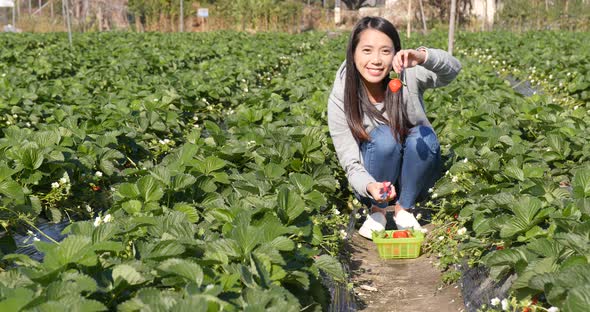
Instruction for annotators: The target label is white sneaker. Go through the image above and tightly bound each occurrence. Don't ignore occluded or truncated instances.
[394,209,422,230]
[358,212,387,239]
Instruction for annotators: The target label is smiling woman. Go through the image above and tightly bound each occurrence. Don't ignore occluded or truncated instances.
[327,16,462,240]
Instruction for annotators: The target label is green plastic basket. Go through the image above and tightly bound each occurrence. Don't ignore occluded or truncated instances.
[372,230,425,259]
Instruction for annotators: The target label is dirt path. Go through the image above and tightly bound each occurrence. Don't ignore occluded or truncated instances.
[345,217,465,312]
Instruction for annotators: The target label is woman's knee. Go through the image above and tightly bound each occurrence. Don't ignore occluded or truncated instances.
[365,125,401,156]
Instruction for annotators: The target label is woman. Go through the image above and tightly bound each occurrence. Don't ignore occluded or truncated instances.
[327,16,461,239]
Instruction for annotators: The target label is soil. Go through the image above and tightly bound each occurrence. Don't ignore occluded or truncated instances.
[345,215,465,312]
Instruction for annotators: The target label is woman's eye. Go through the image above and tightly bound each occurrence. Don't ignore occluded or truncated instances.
[363,49,371,54]
[382,50,391,55]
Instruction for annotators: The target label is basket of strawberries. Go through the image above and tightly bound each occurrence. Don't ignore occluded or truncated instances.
[372,229,425,259]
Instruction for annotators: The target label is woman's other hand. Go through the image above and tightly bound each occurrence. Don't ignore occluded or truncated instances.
[392,49,427,74]
[367,181,396,203]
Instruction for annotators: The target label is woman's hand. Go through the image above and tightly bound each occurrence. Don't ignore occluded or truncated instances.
[367,181,396,203]
[392,49,427,74]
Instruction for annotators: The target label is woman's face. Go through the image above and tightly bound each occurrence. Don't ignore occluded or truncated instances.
[354,28,394,89]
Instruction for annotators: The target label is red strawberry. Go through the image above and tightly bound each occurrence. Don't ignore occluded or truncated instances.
[388,78,402,93]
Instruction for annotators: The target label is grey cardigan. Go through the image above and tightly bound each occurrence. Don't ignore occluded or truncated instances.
[327,47,462,198]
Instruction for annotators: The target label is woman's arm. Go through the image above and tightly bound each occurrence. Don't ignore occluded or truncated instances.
[413,47,462,91]
[327,62,376,198]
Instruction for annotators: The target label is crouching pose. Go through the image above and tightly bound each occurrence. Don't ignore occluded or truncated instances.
[327,16,461,239]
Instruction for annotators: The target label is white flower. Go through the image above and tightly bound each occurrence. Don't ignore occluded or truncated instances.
[428,187,434,193]
[59,177,68,184]
[567,72,571,76]
[85,205,92,213]
[501,298,509,311]
[93,216,102,227]
[95,171,103,177]
[51,182,60,189]
[355,213,361,219]
[25,122,31,127]
[438,236,444,241]
[333,209,341,215]
[432,193,438,198]
[490,297,500,306]
[549,74,553,79]
[5,121,10,125]
[416,213,422,220]
[154,98,159,102]
[163,139,170,144]
[457,227,467,235]
[1,73,5,77]
[452,176,458,183]
[574,105,578,110]
[547,307,559,312]
[27,230,35,236]
[158,139,166,145]
[12,114,17,118]
[103,214,113,223]
[352,198,360,206]
[33,237,40,242]
[463,158,468,163]
[340,229,347,239]
[207,105,213,110]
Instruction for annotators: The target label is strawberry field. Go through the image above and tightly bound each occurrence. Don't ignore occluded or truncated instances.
[0,30,589,311]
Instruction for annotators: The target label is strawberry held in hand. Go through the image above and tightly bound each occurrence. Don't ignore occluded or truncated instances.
[388,78,402,93]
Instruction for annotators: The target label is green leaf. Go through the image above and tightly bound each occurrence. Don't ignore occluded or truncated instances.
[0,166,16,182]
[483,249,527,268]
[158,258,203,286]
[150,166,172,186]
[172,174,196,191]
[194,156,226,175]
[143,241,185,260]
[117,183,140,199]
[289,173,314,193]
[564,285,590,312]
[122,200,143,215]
[112,264,145,286]
[92,223,118,243]
[173,202,199,223]
[136,176,164,203]
[269,236,295,251]
[314,255,345,282]
[277,186,305,223]
[264,163,286,180]
[0,287,35,311]
[0,179,24,199]
[2,253,39,268]
[42,235,95,270]
[573,168,590,198]
[500,196,544,238]
[20,147,44,170]
[230,212,261,255]
[504,163,524,181]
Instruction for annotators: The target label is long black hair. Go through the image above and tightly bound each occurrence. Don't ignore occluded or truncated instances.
[344,16,413,143]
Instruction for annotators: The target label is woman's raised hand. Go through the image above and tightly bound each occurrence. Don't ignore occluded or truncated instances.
[392,49,427,74]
